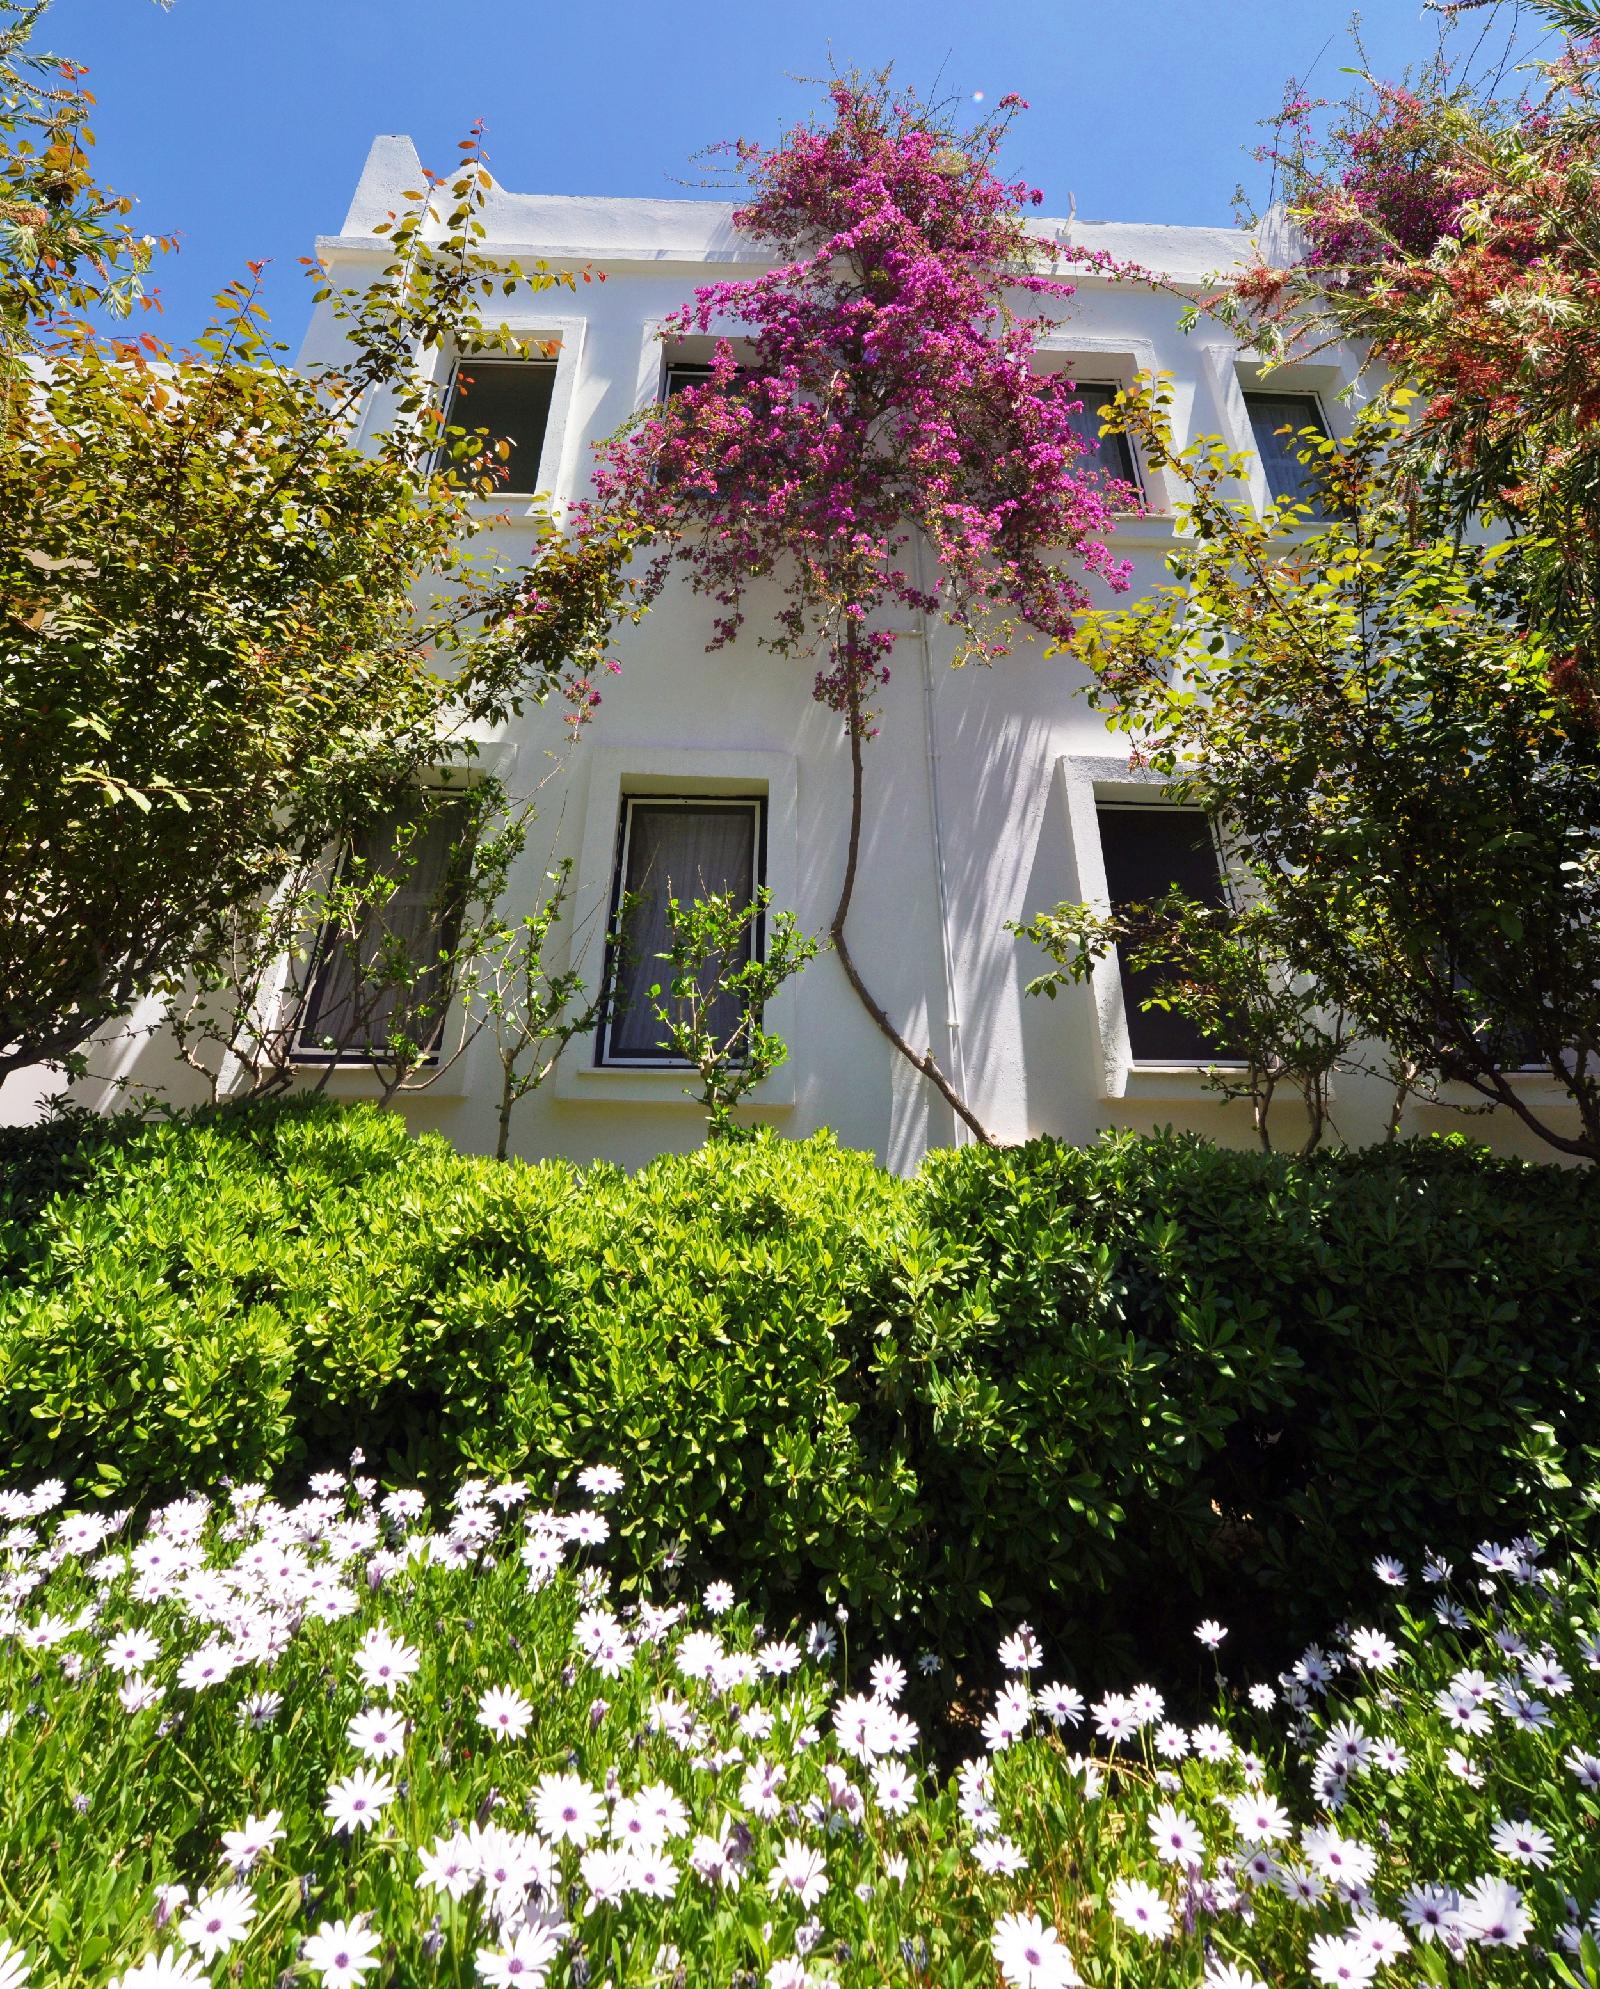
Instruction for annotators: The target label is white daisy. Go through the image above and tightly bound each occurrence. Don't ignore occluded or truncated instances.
[323,1770,394,1835]
[301,1918,384,1989]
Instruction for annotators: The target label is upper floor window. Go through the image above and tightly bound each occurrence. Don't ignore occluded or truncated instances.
[1243,390,1329,518]
[1096,802,1233,1064]
[441,356,557,493]
[663,360,716,400]
[1063,382,1140,494]
[299,793,472,1061]
[598,796,764,1065]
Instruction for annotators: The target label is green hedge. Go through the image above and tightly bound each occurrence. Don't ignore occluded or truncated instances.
[2,1098,1597,1673]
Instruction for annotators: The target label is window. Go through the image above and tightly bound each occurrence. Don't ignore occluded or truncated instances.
[598,797,764,1065]
[441,356,557,492]
[1243,391,1329,516]
[1096,803,1232,1063]
[1063,382,1140,492]
[663,360,716,400]
[1442,965,1545,1076]
[656,359,756,497]
[299,794,472,1060]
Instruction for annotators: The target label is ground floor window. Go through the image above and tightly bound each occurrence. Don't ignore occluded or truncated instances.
[597,796,764,1066]
[298,793,473,1061]
[1095,801,1231,1064]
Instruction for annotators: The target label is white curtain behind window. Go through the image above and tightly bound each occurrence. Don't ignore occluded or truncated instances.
[302,797,468,1055]
[1244,393,1327,515]
[607,803,757,1060]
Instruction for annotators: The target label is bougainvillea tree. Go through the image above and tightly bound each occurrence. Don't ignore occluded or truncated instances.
[575,77,1134,1140]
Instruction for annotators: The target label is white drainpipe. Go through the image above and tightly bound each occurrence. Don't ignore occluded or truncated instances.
[910,535,970,1146]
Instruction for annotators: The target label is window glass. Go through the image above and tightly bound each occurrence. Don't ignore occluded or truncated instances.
[1095,803,1231,1063]
[442,357,557,492]
[601,800,762,1063]
[1063,382,1139,492]
[1445,965,1545,1074]
[300,795,471,1058]
[1243,391,1329,516]
[663,361,716,399]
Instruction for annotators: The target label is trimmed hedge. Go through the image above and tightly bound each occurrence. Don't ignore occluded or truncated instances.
[2,1098,1597,1674]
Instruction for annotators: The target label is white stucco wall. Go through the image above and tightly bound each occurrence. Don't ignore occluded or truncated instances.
[43,136,1583,1170]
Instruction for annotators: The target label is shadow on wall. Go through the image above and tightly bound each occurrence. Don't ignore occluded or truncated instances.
[932,636,1097,1144]
[776,662,964,1171]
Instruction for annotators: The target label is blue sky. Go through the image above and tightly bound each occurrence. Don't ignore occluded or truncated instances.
[47,0,1546,344]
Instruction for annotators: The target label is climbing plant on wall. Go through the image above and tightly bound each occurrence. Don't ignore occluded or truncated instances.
[574,76,1134,1142]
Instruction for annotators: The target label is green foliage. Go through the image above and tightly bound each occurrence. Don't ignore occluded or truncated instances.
[914,1131,1600,1661]
[0,1,166,366]
[2,1100,1599,1675]
[1064,378,1600,1160]
[645,889,820,1139]
[1012,891,1353,1154]
[0,3,643,1087]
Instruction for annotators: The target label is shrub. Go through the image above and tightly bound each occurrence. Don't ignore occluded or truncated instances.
[0,1461,1595,1988]
[910,1135,1600,1655]
[1,1099,1598,1672]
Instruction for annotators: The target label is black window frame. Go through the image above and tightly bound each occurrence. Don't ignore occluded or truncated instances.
[595,794,768,1069]
[662,359,718,401]
[295,792,476,1066]
[438,352,559,496]
[1242,388,1332,519]
[1094,800,1244,1067]
[1062,379,1143,499]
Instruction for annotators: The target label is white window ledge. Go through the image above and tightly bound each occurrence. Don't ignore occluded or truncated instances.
[1118,1062,1250,1103]
[1107,511,1179,547]
[1429,1071,1583,1115]
[290,1053,476,1102]
[562,1060,796,1111]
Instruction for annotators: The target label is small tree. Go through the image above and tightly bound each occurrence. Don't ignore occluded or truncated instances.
[476,859,613,1163]
[576,76,1134,1142]
[645,889,818,1141]
[0,2,639,1088]
[1013,891,1354,1154]
[1039,2,1600,1161]
[1060,378,1600,1159]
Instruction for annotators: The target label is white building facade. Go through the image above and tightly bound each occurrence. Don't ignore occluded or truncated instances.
[67,136,1581,1170]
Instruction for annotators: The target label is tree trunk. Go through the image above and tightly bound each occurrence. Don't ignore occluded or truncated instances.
[494,1059,515,1162]
[831,671,994,1146]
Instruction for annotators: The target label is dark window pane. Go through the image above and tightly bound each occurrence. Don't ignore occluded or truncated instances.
[1096,805,1230,1063]
[664,362,716,399]
[603,802,761,1063]
[1445,964,1545,1073]
[1063,382,1139,491]
[1244,391,1328,516]
[302,796,471,1057]
[1487,1022,1546,1073]
[443,358,556,492]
